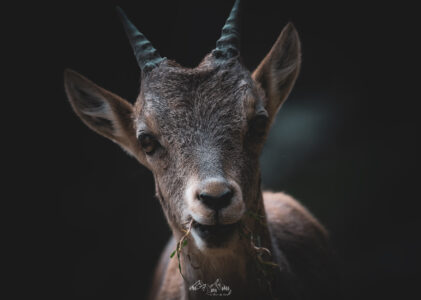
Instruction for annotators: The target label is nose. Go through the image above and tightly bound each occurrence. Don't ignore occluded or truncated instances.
[197,179,234,211]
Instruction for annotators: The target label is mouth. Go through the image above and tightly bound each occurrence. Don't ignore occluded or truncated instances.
[192,220,239,248]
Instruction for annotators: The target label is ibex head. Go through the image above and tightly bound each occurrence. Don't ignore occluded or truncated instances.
[64,0,301,250]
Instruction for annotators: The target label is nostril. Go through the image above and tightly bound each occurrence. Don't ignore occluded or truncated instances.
[198,189,233,211]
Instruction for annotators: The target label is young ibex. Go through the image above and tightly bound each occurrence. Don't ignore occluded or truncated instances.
[64,1,339,299]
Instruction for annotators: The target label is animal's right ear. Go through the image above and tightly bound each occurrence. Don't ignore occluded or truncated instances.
[64,69,142,160]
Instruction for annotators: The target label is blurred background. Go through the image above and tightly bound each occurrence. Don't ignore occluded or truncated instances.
[13,0,419,299]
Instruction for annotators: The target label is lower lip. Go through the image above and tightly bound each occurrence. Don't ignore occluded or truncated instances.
[192,221,239,247]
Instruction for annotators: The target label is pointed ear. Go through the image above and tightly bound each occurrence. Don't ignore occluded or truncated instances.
[64,69,140,158]
[252,23,301,121]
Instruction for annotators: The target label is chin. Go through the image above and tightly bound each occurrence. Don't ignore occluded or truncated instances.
[190,220,240,250]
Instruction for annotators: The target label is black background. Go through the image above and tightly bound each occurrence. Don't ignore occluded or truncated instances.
[11,0,420,299]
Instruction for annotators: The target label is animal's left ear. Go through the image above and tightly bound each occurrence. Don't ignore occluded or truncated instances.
[252,23,301,121]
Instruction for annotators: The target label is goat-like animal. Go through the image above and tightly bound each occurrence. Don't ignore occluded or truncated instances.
[64,1,340,299]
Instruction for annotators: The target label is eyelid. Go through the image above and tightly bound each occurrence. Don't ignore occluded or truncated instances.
[255,107,269,118]
[137,130,148,138]
[137,129,156,139]
[136,121,153,137]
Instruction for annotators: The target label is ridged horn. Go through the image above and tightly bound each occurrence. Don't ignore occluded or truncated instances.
[116,7,165,73]
[212,0,241,60]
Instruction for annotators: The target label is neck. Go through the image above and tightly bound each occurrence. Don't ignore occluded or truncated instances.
[177,188,278,300]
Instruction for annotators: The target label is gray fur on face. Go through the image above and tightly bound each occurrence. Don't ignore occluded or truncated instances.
[133,56,268,229]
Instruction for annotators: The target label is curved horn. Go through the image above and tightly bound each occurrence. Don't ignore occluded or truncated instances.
[116,7,165,73]
[212,0,241,60]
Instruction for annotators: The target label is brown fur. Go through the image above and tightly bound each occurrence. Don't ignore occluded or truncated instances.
[64,14,339,300]
[149,192,338,300]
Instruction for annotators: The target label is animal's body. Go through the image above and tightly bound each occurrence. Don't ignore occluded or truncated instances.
[64,1,340,299]
[149,192,337,300]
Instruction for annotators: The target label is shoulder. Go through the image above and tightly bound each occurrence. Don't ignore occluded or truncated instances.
[263,191,341,299]
[263,191,329,251]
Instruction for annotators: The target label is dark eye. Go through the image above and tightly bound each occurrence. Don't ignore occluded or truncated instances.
[248,114,268,138]
[138,133,159,155]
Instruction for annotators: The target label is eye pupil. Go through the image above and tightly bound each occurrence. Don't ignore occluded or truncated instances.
[254,115,267,127]
[139,133,158,155]
[248,114,268,138]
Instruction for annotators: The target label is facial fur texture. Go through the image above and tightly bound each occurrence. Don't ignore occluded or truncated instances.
[132,56,268,233]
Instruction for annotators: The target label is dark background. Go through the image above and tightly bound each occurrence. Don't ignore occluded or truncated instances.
[12,0,420,299]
